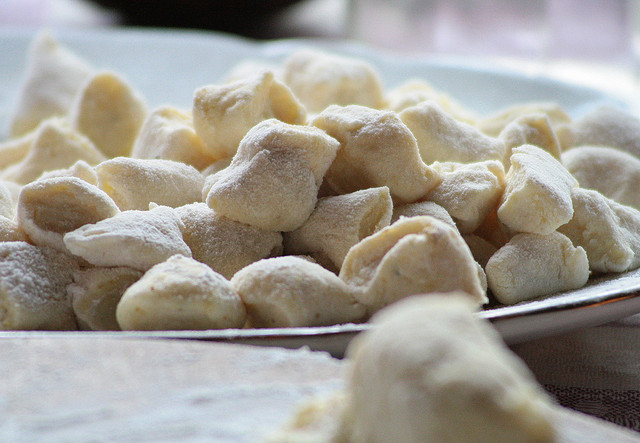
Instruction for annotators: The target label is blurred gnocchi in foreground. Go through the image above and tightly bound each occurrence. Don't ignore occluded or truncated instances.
[2,31,640,332]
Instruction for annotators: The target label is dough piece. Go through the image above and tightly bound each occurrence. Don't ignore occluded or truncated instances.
[283,49,385,113]
[340,216,487,315]
[0,216,28,242]
[283,187,393,272]
[116,255,246,331]
[427,160,505,233]
[63,205,191,271]
[175,202,283,279]
[311,105,439,203]
[463,234,498,269]
[9,31,94,137]
[391,200,458,231]
[498,145,577,235]
[17,176,120,252]
[131,105,216,171]
[486,232,589,305]
[0,241,79,330]
[193,70,306,159]
[0,131,34,170]
[399,101,506,165]
[558,188,640,273]
[231,256,366,328]
[2,117,106,185]
[498,112,562,166]
[385,79,476,124]
[0,181,16,219]
[37,159,99,185]
[478,102,571,138]
[68,266,142,331]
[557,106,640,157]
[562,146,640,211]
[338,294,556,443]
[70,71,147,158]
[206,119,339,231]
[96,157,204,211]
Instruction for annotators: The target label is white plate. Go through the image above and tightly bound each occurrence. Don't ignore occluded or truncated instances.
[0,27,638,357]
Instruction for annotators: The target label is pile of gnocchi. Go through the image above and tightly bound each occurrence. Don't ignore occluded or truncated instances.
[2,31,640,332]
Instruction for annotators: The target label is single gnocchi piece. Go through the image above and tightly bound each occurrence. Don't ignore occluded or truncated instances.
[193,70,306,159]
[206,119,339,232]
[95,157,204,211]
[231,256,366,328]
[558,188,640,274]
[498,112,562,166]
[0,241,79,330]
[562,146,640,211]
[391,200,458,231]
[557,106,640,158]
[0,131,34,170]
[0,216,28,242]
[340,216,487,316]
[336,294,557,443]
[427,160,505,234]
[385,79,476,124]
[131,105,216,171]
[116,255,246,331]
[486,231,589,305]
[2,117,106,185]
[63,205,191,271]
[283,187,393,272]
[17,176,120,253]
[175,202,283,280]
[37,159,99,185]
[68,266,143,331]
[9,31,94,137]
[477,102,571,138]
[282,49,385,113]
[399,101,506,165]
[70,71,147,158]
[311,104,440,203]
[497,145,578,235]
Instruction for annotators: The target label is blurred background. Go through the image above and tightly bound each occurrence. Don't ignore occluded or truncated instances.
[1,0,639,102]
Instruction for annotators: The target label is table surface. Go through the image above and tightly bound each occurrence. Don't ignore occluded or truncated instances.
[1,336,639,442]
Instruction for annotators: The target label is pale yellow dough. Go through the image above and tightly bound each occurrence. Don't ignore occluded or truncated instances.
[486,231,589,305]
[558,188,640,273]
[0,241,79,330]
[193,70,306,159]
[175,202,283,280]
[117,255,246,331]
[70,71,147,158]
[231,256,366,328]
[399,101,505,165]
[2,117,105,185]
[477,101,571,138]
[63,205,191,271]
[338,294,557,443]
[498,145,577,235]
[283,49,385,113]
[311,104,440,204]
[498,112,562,166]
[283,187,393,272]
[340,216,487,316]
[9,31,94,137]
[17,176,120,252]
[96,157,204,211]
[131,105,215,171]
[206,119,339,232]
[562,145,640,211]
[427,160,505,234]
[68,266,143,331]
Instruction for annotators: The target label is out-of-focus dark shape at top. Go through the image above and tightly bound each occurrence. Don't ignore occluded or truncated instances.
[89,0,304,38]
